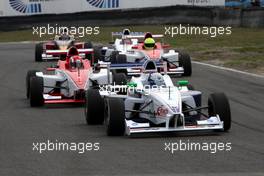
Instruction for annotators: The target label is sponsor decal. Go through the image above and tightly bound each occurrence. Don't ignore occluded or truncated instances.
[87,0,119,8]
[156,105,168,117]
[9,0,42,14]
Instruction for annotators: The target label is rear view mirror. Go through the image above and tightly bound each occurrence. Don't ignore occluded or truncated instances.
[127,82,137,88]
[177,80,189,86]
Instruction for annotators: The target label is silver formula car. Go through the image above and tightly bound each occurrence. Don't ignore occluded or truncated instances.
[85,60,231,136]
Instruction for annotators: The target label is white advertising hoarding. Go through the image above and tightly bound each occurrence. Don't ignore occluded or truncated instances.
[1,0,225,17]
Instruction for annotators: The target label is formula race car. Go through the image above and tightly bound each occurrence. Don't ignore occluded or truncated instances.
[35,34,93,62]
[85,60,231,136]
[100,30,192,76]
[26,47,126,107]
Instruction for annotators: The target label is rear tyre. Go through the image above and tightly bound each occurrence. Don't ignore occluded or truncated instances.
[208,93,231,131]
[179,52,192,76]
[93,46,102,63]
[85,89,104,125]
[113,73,127,85]
[29,76,44,107]
[84,42,93,61]
[105,98,125,136]
[35,43,43,62]
[110,51,119,64]
[26,70,40,99]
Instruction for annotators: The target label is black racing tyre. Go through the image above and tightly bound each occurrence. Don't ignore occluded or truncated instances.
[29,76,44,107]
[187,84,195,90]
[208,93,231,131]
[116,54,127,63]
[113,73,127,85]
[85,89,104,125]
[93,46,102,62]
[179,52,192,76]
[35,43,43,62]
[104,98,125,136]
[84,41,93,48]
[26,70,40,99]
[84,42,93,61]
[110,51,119,64]
[114,54,128,74]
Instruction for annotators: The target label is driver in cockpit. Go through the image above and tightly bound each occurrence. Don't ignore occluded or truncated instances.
[140,60,165,87]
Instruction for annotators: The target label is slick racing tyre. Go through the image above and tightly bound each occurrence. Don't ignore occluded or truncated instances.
[113,73,127,85]
[29,76,44,107]
[26,70,40,99]
[104,98,125,136]
[179,52,192,76]
[111,53,127,74]
[84,41,93,61]
[208,93,231,131]
[35,43,43,62]
[93,46,102,63]
[85,89,104,125]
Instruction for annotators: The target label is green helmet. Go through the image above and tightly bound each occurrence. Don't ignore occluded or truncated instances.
[144,38,155,50]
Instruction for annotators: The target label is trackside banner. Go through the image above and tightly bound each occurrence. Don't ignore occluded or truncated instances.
[0,0,225,17]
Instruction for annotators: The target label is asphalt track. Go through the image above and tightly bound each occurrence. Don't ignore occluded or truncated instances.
[0,43,264,176]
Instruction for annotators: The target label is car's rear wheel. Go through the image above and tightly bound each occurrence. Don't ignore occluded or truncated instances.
[113,72,127,85]
[208,93,231,131]
[84,41,93,61]
[35,43,43,62]
[105,98,125,136]
[179,52,192,76]
[26,70,40,99]
[110,51,119,63]
[85,89,104,125]
[93,46,102,63]
[29,76,44,107]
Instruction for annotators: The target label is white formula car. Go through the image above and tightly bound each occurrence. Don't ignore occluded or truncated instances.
[99,29,192,76]
[85,60,231,136]
[27,47,126,107]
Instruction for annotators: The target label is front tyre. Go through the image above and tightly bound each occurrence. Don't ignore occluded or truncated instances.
[208,93,231,131]
[104,98,125,136]
[179,52,192,76]
[29,76,44,107]
[35,43,43,62]
[85,89,104,125]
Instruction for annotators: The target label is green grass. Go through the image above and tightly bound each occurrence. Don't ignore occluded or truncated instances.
[1,25,264,74]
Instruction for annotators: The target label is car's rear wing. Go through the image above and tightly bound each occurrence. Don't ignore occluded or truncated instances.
[45,48,94,56]
[112,32,145,37]
[126,34,164,39]
[98,60,164,70]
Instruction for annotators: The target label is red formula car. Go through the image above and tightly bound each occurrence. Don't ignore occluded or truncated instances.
[35,34,93,62]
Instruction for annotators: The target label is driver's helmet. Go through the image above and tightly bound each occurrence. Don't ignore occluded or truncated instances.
[69,56,82,69]
[149,73,165,86]
[59,34,70,41]
[144,38,155,50]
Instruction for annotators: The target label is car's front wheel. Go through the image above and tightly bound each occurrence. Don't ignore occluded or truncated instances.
[179,52,192,76]
[35,43,43,62]
[208,93,231,131]
[29,76,44,107]
[104,98,125,136]
[85,89,104,125]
